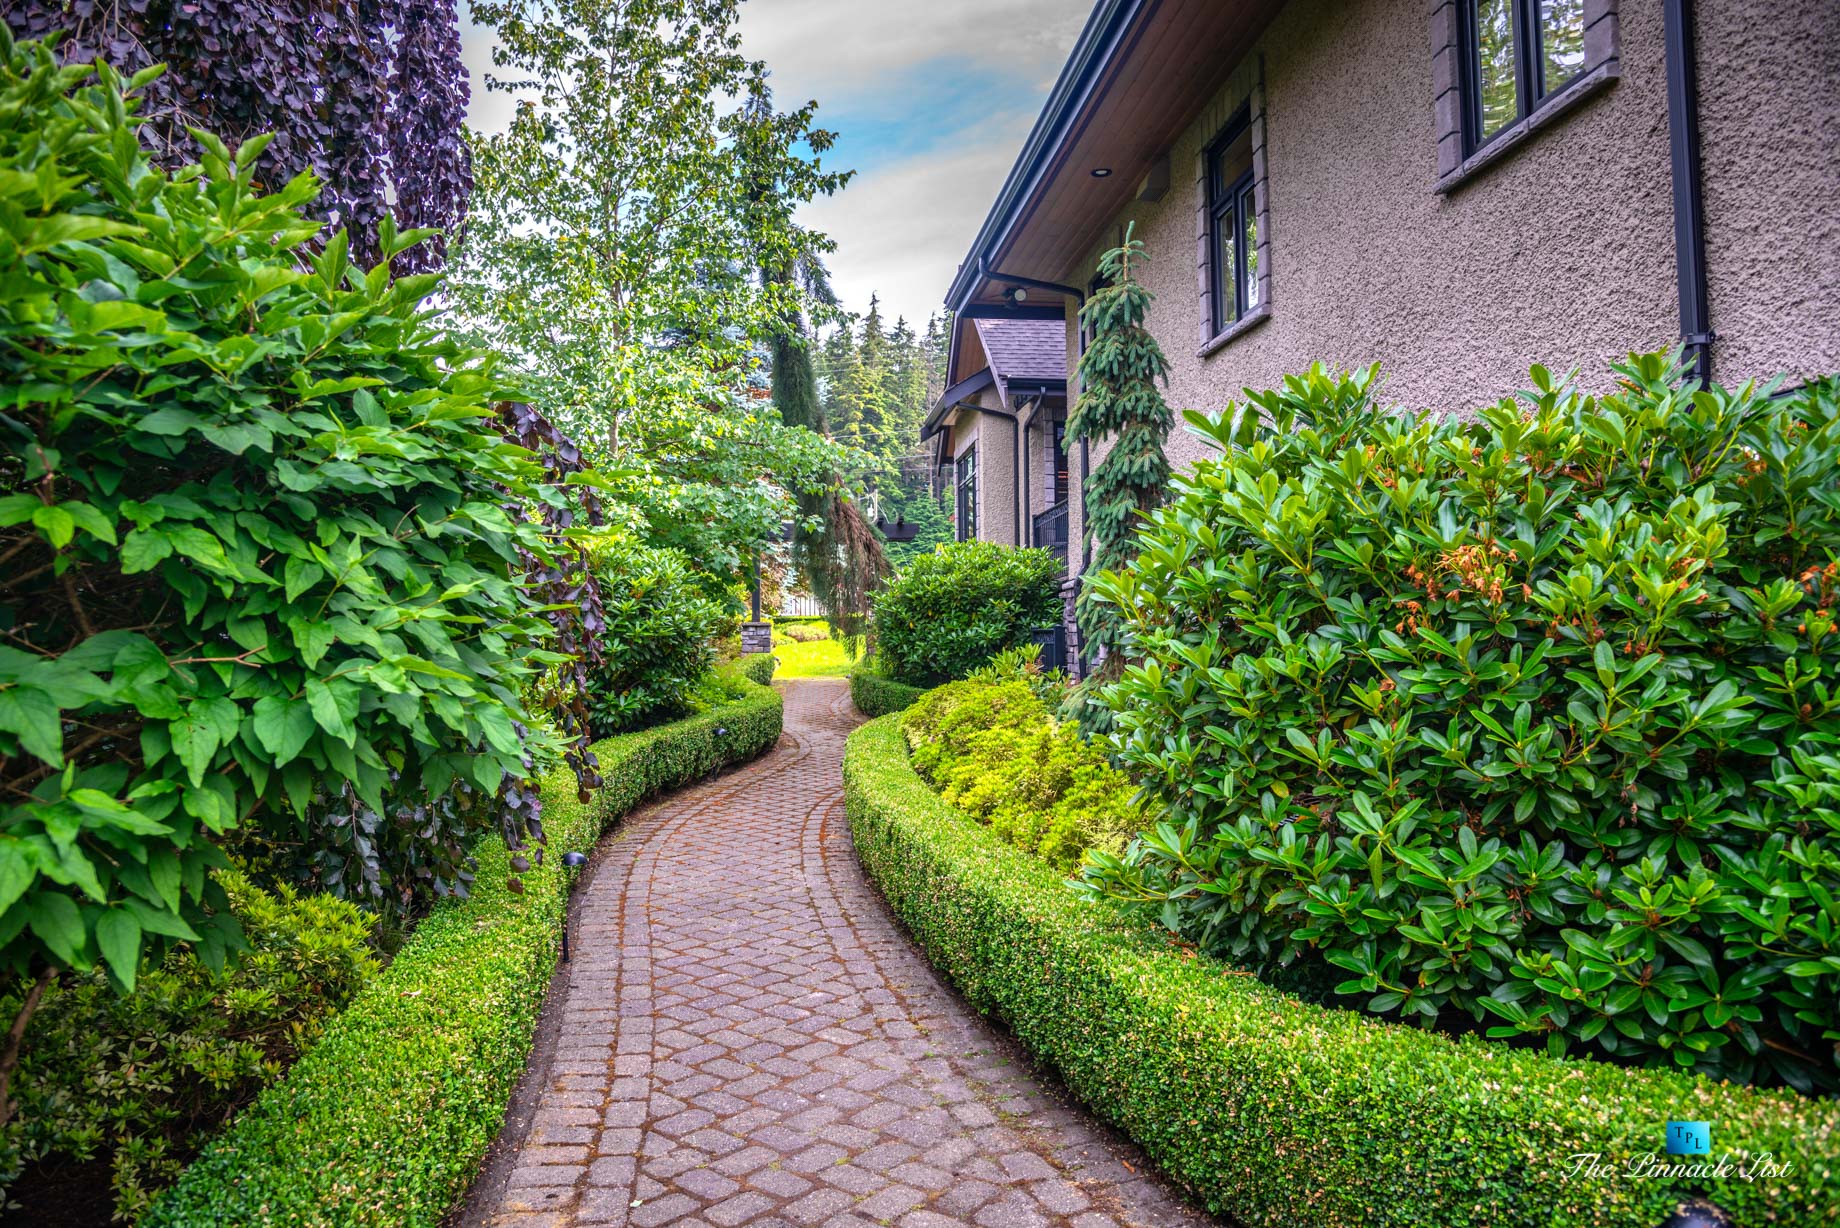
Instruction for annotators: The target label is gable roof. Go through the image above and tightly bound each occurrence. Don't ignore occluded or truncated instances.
[974,318,1066,393]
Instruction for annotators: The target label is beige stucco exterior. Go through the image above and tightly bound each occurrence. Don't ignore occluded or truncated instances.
[946,391,1020,549]
[1053,0,1839,585]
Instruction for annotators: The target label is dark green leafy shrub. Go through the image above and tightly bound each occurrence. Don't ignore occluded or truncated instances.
[1082,356,1840,1091]
[0,40,573,986]
[0,870,376,1221]
[584,540,726,735]
[147,674,783,1226]
[870,541,1060,686]
[901,680,1139,870]
[844,715,1840,1228]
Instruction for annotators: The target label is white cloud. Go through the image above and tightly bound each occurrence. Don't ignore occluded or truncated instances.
[802,111,1037,327]
[459,0,1087,326]
[736,0,1084,325]
[738,0,1087,103]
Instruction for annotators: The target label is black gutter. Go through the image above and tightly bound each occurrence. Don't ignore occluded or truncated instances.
[972,258,1090,316]
[919,368,996,440]
[1663,0,1713,385]
[974,263,1089,566]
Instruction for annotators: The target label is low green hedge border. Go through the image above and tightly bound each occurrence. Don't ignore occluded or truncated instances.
[842,715,1838,1228]
[849,665,924,717]
[147,674,784,1227]
[738,651,776,687]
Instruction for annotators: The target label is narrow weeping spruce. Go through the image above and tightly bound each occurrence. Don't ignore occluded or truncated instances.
[1064,227,1175,682]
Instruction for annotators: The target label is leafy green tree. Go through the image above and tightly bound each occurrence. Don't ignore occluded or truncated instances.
[452,0,853,587]
[0,42,573,1099]
[1065,228,1173,681]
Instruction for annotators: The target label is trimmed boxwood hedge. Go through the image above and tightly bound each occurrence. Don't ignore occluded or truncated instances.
[843,715,1839,1228]
[849,664,924,718]
[145,673,783,1227]
[738,651,776,687]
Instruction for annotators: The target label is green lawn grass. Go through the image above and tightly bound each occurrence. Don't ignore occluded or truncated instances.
[770,623,859,678]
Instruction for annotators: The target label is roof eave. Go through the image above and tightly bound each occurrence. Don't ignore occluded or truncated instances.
[943,0,1152,312]
[919,368,997,439]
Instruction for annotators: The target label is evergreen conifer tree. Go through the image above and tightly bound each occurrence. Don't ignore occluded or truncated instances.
[1064,226,1173,681]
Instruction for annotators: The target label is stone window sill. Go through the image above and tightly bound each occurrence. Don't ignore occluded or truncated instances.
[1435,62,1619,196]
[1198,302,1272,359]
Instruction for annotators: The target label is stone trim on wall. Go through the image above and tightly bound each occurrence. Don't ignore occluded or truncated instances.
[1194,55,1273,352]
[1432,0,1621,193]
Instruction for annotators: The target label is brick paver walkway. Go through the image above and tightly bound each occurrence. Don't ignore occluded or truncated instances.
[472,678,1213,1228]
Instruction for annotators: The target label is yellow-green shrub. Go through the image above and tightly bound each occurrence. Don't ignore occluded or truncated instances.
[900,681,1138,869]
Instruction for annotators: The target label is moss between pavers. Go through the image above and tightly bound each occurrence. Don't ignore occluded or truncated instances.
[146,673,783,1227]
[842,714,1838,1228]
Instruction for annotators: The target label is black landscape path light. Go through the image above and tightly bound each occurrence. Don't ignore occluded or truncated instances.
[559,851,589,962]
[1658,1200,1732,1228]
[709,726,729,784]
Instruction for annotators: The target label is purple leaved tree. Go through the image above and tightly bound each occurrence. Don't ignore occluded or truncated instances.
[1,0,472,270]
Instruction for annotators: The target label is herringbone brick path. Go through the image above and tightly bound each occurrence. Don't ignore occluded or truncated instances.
[473,678,1211,1228]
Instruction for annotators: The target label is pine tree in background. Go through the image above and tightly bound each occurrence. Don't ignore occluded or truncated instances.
[1065,226,1173,685]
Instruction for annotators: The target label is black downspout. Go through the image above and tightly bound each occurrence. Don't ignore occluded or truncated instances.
[1079,440,1091,569]
[1021,403,1032,548]
[1663,0,1713,385]
[976,258,1087,309]
[967,260,1092,665]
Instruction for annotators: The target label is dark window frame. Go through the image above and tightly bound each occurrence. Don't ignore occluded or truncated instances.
[1049,419,1069,506]
[1205,106,1258,337]
[1462,0,1589,154]
[954,445,977,542]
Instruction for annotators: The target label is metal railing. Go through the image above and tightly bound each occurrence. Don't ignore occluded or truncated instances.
[1032,500,1069,564]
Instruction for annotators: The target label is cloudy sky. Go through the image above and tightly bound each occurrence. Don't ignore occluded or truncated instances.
[458,0,1089,329]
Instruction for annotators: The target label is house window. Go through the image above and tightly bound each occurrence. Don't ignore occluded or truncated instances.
[955,446,977,542]
[1050,420,1069,505]
[1465,0,1588,150]
[1206,108,1259,336]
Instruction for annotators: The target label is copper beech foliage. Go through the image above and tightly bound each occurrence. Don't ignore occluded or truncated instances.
[0,0,473,271]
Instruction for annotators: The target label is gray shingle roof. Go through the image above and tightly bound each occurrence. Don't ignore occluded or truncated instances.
[974,317,1066,390]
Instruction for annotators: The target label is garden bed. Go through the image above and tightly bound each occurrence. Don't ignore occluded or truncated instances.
[842,715,1839,1228]
[145,673,783,1227]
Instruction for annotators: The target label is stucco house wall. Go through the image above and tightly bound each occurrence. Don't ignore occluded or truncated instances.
[1056,0,1837,580]
[1695,0,1840,383]
[948,393,1020,549]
